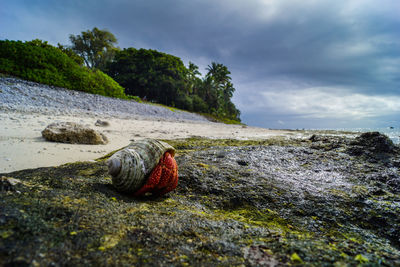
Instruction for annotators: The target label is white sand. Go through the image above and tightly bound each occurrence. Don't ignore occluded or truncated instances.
[0,111,295,173]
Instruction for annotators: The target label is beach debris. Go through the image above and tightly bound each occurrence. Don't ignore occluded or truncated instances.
[95,119,110,127]
[107,139,178,197]
[42,122,108,145]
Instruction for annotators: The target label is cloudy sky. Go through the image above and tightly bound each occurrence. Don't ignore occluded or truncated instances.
[1,0,400,129]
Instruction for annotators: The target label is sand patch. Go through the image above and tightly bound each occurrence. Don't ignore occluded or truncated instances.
[0,111,291,173]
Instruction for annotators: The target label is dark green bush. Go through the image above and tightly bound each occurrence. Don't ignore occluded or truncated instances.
[192,95,209,113]
[175,93,193,111]
[106,48,187,104]
[0,39,126,98]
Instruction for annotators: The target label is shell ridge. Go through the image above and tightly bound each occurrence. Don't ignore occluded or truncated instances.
[123,152,135,191]
[112,151,129,191]
[110,151,125,189]
[128,149,145,192]
[139,157,147,177]
[120,151,134,191]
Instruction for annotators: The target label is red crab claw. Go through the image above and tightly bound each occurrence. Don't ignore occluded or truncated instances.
[133,152,178,197]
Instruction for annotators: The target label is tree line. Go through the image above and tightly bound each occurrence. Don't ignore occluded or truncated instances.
[69,28,241,122]
[0,27,241,122]
[0,39,125,98]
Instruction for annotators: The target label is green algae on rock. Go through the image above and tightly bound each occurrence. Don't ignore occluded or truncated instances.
[1,134,400,266]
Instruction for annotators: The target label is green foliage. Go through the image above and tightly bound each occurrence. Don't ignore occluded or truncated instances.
[0,39,126,98]
[1,27,241,123]
[192,95,208,113]
[203,62,241,121]
[126,95,142,102]
[175,93,193,111]
[69,27,118,70]
[185,61,240,122]
[107,48,241,123]
[57,43,84,65]
[199,113,243,125]
[106,48,188,106]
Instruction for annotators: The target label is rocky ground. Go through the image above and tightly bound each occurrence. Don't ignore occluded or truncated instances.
[0,76,208,122]
[1,133,399,266]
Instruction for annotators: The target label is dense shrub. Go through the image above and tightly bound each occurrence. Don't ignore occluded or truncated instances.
[0,40,126,98]
[175,93,193,111]
[191,95,209,113]
[106,48,187,104]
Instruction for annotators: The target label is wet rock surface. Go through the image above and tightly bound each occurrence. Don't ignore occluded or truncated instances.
[347,131,396,157]
[1,135,400,266]
[42,122,109,145]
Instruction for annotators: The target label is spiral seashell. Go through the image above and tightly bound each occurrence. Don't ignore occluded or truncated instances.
[107,139,176,194]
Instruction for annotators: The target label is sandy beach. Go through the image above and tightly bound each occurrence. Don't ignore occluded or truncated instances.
[0,110,294,173]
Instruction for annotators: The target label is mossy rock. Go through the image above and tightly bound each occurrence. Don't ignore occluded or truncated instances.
[1,137,400,266]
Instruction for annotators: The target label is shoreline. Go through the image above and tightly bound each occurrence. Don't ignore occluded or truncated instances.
[0,76,362,174]
[0,110,295,173]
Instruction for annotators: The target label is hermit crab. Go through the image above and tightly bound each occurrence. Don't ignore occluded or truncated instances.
[107,139,178,197]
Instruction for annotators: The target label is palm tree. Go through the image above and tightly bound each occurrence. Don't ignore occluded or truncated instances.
[186,62,202,95]
[206,62,231,89]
